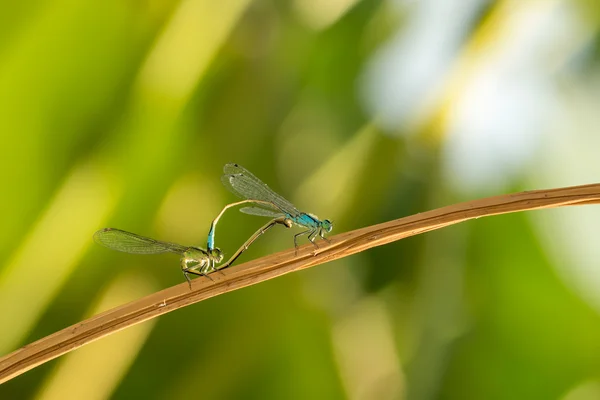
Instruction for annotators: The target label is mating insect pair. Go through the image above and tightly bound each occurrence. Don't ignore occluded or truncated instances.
[94,164,333,288]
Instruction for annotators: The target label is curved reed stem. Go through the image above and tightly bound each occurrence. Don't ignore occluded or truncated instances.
[1,183,600,384]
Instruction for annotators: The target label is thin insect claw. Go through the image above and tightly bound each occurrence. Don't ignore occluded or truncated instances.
[308,231,319,249]
[184,272,192,291]
[210,263,225,276]
[294,230,311,255]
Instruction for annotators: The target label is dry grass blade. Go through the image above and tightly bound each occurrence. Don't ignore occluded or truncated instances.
[1,183,600,384]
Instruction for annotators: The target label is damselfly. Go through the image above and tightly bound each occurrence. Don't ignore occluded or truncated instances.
[93,228,224,287]
[219,163,333,253]
[93,217,288,288]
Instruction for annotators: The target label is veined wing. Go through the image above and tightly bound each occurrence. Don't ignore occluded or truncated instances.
[221,163,300,216]
[239,207,285,218]
[94,228,188,255]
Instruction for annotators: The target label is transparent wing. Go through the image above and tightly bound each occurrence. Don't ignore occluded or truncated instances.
[221,163,300,216]
[93,228,188,255]
[239,207,285,218]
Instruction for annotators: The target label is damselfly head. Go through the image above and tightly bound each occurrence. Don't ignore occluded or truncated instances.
[209,248,223,263]
[322,219,333,233]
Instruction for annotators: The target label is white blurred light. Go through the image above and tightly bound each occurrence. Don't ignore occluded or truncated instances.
[532,73,600,313]
[361,0,486,131]
[362,0,590,192]
[442,0,582,192]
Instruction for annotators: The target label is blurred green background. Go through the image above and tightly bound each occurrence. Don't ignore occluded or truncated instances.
[1,0,600,399]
